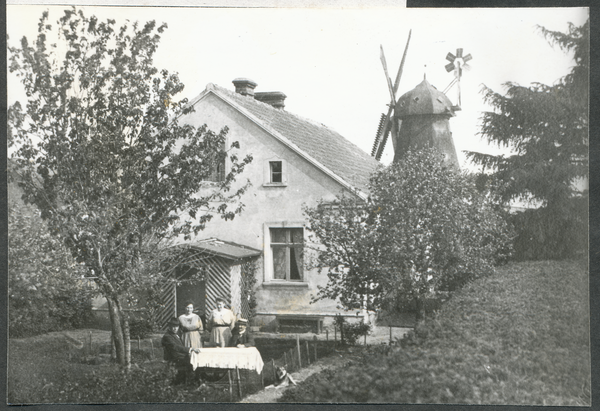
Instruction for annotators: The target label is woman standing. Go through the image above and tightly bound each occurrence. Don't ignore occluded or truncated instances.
[208,297,236,347]
[178,301,203,349]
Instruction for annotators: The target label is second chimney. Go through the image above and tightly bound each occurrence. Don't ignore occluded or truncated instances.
[254,91,287,109]
[232,78,257,97]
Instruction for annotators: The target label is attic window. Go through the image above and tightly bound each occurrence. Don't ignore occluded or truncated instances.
[206,157,226,182]
[270,161,283,183]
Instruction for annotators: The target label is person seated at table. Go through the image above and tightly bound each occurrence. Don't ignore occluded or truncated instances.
[208,297,236,348]
[178,301,203,349]
[229,318,254,347]
[162,317,200,385]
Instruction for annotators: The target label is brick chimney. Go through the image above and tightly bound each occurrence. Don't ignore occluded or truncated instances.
[232,78,257,97]
[254,91,287,109]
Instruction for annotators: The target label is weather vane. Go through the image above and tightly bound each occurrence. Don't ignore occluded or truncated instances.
[443,48,472,108]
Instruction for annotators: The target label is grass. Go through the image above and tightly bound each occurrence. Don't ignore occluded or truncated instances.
[279,260,591,405]
[7,328,335,403]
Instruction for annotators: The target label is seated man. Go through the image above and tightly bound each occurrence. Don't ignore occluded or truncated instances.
[162,317,200,384]
[228,318,254,347]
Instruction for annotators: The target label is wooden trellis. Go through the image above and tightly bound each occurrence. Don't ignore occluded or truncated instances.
[154,240,260,329]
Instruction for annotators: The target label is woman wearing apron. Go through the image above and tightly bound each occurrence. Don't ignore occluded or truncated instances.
[178,301,203,348]
[208,297,236,347]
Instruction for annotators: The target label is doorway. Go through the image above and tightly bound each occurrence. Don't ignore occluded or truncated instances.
[175,265,207,325]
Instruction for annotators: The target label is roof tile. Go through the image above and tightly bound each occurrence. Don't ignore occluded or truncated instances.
[207,84,380,192]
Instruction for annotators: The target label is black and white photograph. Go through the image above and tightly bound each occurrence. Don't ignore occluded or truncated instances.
[6,2,590,405]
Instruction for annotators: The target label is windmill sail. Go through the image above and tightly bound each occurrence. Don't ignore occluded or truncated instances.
[372,30,412,161]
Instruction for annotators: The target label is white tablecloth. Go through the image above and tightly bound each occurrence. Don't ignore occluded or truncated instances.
[190,347,264,374]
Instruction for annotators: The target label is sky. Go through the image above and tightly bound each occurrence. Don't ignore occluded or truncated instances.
[7,5,589,168]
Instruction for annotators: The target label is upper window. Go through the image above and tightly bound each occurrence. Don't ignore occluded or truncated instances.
[270,227,303,281]
[269,161,283,183]
[206,160,225,182]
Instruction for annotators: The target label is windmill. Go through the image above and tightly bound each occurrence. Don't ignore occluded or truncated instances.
[370,34,463,170]
[370,30,411,161]
[442,48,472,108]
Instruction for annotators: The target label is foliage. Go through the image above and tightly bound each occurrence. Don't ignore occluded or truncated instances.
[509,196,587,261]
[241,260,259,320]
[8,8,252,367]
[305,148,513,320]
[466,20,589,259]
[128,318,155,340]
[334,315,371,346]
[305,195,385,312]
[279,260,590,405]
[8,331,311,403]
[8,175,95,338]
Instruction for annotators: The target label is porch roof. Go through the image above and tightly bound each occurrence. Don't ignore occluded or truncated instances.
[174,238,261,260]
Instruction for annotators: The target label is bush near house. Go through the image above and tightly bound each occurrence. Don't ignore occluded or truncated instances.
[279,260,590,405]
[8,173,95,338]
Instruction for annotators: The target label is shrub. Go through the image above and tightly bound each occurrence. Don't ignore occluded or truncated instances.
[305,148,513,321]
[8,180,95,338]
[334,315,371,346]
[509,197,588,261]
[279,260,590,405]
[128,318,155,340]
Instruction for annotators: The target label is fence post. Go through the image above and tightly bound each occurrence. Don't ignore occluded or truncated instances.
[296,335,301,368]
[389,326,392,345]
[89,331,92,355]
[236,366,242,399]
[326,329,329,342]
[334,325,337,345]
[284,352,288,369]
[138,336,141,351]
[305,341,310,365]
[228,370,233,402]
[314,342,318,362]
[150,339,154,359]
[271,359,276,382]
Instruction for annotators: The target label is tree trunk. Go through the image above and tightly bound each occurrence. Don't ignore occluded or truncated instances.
[415,297,425,322]
[122,313,131,370]
[106,295,126,367]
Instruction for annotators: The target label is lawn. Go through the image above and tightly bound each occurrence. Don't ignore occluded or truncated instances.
[7,328,336,403]
[279,259,591,405]
[8,260,590,405]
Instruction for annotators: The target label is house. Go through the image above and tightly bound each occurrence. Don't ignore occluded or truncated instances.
[159,78,381,332]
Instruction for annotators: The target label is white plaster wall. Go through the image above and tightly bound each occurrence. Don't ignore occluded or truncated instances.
[178,92,361,322]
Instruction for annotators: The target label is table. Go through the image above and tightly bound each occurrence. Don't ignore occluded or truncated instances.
[190,347,264,374]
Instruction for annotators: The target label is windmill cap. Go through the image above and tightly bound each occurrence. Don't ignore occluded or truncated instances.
[395,78,455,118]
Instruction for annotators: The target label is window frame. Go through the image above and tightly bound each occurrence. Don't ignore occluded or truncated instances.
[263,159,287,187]
[263,222,307,286]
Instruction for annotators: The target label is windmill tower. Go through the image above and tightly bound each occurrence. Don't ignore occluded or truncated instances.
[371,34,471,171]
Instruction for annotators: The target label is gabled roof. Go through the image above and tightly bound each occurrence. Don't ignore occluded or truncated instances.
[190,83,380,195]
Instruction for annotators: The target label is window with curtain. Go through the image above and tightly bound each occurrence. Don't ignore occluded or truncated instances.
[270,227,303,281]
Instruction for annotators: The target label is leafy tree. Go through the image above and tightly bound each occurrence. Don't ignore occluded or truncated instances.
[466,20,588,259]
[8,8,252,368]
[8,167,95,337]
[305,149,512,321]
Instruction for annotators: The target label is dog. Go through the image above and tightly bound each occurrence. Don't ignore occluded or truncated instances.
[266,366,297,389]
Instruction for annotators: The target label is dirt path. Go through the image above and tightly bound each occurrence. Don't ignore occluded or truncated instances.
[241,352,349,403]
[240,326,411,403]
